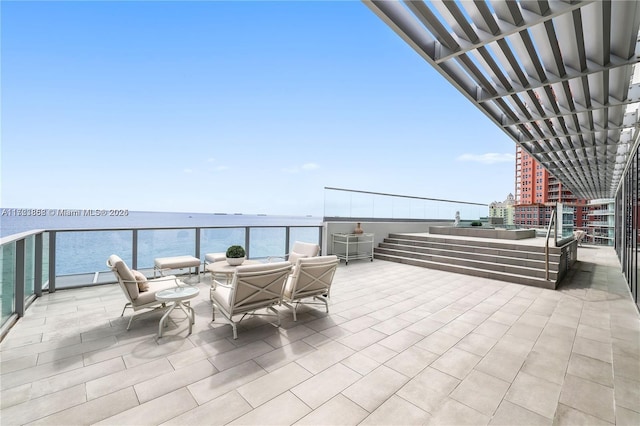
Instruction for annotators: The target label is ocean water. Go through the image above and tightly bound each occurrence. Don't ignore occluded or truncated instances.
[0,209,321,237]
[1,210,323,276]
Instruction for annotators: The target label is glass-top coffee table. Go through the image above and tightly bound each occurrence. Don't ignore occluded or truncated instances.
[155,286,200,337]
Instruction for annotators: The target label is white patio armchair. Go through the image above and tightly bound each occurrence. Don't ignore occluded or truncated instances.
[267,241,320,268]
[107,254,183,330]
[210,261,293,339]
[282,255,339,321]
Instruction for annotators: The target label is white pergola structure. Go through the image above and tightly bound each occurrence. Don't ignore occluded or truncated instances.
[363,0,640,199]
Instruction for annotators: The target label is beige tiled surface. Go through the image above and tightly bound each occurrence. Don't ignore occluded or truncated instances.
[1,246,639,425]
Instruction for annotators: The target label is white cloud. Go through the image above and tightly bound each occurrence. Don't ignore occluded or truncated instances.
[282,162,320,174]
[184,168,193,174]
[206,157,216,163]
[301,163,320,170]
[457,153,515,164]
[214,165,229,172]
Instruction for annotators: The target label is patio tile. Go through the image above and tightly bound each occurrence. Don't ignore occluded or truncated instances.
[438,319,477,338]
[558,374,615,423]
[253,340,316,372]
[489,400,552,425]
[338,328,387,351]
[377,329,424,352]
[473,320,510,339]
[615,405,640,426]
[384,346,438,378]
[161,390,252,425]
[360,395,431,425]
[86,358,174,400]
[342,365,409,412]
[237,362,312,408]
[295,340,354,374]
[505,371,562,419]
[262,324,316,349]
[370,317,412,335]
[553,403,613,426]
[405,317,445,336]
[134,359,218,403]
[430,347,481,379]
[396,367,460,414]
[357,343,398,364]
[427,397,490,426]
[520,349,569,385]
[228,391,310,425]
[341,352,381,376]
[1,355,84,391]
[454,332,497,356]
[566,352,613,387]
[209,340,274,371]
[94,387,197,425]
[295,394,369,425]
[27,387,139,426]
[449,369,510,416]
[291,363,361,409]
[1,383,87,425]
[614,375,640,412]
[188,360,267,405]
[414,330,460,355]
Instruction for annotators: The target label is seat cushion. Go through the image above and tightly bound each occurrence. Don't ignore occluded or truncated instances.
[210,284,232,316]
[135,276,180,306]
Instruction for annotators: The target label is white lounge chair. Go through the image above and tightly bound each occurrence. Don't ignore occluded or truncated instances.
[210,261,292,339]
[282,255,339,321]
[107,254,183,330]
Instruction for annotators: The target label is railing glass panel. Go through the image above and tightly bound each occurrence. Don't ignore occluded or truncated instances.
[57,230,133,277]
[289,227,321,252]
[138,229,195,269]
[249,227,286,258]
[25,235,35,300]
[1,242,16,325]
[200,228,246,258]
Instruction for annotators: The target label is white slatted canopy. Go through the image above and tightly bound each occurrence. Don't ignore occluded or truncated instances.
[364,0,640,199]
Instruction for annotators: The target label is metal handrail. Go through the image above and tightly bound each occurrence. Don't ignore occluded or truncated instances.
[544,207,557,280]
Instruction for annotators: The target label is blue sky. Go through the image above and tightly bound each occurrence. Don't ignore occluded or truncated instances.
[1,1,515,217]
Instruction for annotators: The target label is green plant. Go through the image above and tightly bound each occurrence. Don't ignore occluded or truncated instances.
[471,221,483,227]
[226,245,246,258]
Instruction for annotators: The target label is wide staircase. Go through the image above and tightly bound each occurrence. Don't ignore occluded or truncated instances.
[374,233,565,289]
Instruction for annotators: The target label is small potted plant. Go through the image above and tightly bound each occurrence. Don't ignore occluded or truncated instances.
[226,245,246,266]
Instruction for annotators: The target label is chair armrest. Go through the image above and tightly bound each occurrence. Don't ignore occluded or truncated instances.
[267,255,287,263]
[212,278,233,290]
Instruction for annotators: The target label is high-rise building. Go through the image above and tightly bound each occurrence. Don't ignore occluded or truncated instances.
[489,194,515,225]
[514,146,589,233]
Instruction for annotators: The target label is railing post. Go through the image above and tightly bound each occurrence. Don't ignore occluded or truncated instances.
[132,229,138,270]
[245,227,250,258]
[49,231,56,292]
[195,228,201,273]
[34,233,43,297]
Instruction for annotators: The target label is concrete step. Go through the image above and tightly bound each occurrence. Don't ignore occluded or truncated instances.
[388,233,562,255]
[380,239,560,263]
[374,252,557,290]
[374,246,558,280]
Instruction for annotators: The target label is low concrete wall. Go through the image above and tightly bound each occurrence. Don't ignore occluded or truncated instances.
[429,226,536,240]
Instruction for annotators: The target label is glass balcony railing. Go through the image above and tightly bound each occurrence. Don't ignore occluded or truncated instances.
[323,187,487,221]
[0,224,322,337]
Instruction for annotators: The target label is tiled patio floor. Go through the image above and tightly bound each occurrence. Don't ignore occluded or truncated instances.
[1,246,639,425]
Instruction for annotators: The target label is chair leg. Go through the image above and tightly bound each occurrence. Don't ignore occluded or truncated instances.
[282,301,297,321]
[211,304,216,322]
[231,322,238,340]
[314,295,329,313]
[121,302,131,317]
[127,314,134,330]
[268,306,281,328]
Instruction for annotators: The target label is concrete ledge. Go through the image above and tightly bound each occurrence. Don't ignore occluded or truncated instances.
[429,226,536,240]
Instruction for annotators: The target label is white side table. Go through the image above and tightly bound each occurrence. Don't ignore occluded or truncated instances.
[155,286,200,337]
